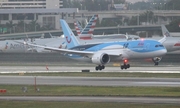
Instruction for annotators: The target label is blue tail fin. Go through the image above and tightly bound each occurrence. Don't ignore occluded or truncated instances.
[60,19,80,49]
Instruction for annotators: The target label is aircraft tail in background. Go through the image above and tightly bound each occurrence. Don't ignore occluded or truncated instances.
[74,14,98,40]
[74,21,83,35]
[161,25,171,37]
[60,19,80,49]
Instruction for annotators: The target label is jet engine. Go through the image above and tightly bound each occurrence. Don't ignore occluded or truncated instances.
[91,53,110,65]
[152,57,162,66]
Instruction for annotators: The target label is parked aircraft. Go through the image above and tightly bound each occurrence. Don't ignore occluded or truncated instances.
[140,25,180,65]
[0,37,60,53]
[160,25,180,52]
[22,19,167,70]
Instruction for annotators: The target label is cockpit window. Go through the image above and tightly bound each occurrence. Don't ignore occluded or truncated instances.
[155,45,164,47]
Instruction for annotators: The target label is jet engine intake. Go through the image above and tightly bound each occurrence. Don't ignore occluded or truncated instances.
[92,53,110,65]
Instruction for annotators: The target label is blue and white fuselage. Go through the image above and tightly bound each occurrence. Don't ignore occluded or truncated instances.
[67,40,167,63]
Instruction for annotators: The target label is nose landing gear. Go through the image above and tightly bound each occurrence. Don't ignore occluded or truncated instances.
[152,57,162,66]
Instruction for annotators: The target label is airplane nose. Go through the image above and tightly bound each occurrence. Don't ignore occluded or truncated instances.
[161,49,167,55]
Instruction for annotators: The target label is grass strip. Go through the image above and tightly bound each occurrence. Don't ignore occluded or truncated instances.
[0,101,179,108]
[0,85,180,97]
[1,72,180,78]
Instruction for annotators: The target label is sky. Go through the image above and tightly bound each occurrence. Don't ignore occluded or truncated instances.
[126,0,148,3]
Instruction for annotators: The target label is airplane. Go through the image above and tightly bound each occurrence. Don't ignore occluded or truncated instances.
[161,25,180,52]
[139,25,180,65]
[0,37,60,53]
[21,19,167,70]
[0,40,30,53]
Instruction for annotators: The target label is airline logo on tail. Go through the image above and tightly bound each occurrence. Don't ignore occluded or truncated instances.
[65,33,73,43]
[74,15,98,40]
[66,36,71,43]
[164,31,170,37]
[161,25,171,37]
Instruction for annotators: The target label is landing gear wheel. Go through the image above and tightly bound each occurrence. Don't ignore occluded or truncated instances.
[120,62,130,70]
[95,65,105,71]
[102,65,105,69]
[155,62,159,66]
[95,66,98,70]
[127,64,130,68]
[121,65,124,70]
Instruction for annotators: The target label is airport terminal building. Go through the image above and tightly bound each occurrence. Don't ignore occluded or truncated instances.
[0,0,78,30]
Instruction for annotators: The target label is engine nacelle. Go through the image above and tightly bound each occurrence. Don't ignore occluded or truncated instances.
[91,53,110,65]
[152,57,162,63]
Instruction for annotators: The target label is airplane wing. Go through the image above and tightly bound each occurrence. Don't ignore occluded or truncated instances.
[14,41,121,57]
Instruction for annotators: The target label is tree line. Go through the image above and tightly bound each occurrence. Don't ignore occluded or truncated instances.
[0,20,54,34]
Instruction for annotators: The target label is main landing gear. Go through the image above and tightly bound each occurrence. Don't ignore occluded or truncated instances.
[121,59,130,70]
[154,62,159,66]
[95,65,105,71]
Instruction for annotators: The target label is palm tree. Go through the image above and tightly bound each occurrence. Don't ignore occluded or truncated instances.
[28,20,40,32]
[17,20,26,33]
[0,24,6,34]
[6,20,16,33]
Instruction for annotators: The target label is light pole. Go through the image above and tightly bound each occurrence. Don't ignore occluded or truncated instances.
[80,4,82,10]
[98,4,101,11]
[164,3,166,10]
[147,12,149,25]
[137,14,139,25]
[13,26,16,33]
[24,22,26,32]
[24,17,27,32]
[35,25,37,32]
[117,24,120,34]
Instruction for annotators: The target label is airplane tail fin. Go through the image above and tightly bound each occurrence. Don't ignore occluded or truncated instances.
[74,21,83,35]
[60,19,80,49]
[79,14,98,39]
[161,25,171,37]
